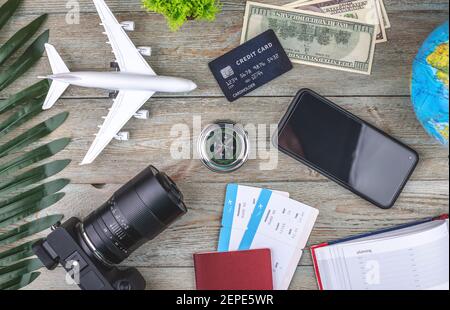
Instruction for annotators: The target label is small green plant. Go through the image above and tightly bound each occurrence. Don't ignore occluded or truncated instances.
[142,0,222,31]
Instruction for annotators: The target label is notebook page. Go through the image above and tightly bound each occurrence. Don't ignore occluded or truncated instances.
[329,246,348,289]
[339,220,447,245]
[314,248,337,289]
[338,222,449,290]
[315,221,449,290]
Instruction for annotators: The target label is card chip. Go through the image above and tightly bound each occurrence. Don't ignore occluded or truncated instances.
[220,66,234,79]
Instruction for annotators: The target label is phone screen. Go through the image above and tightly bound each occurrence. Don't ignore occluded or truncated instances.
[277,90,418,209]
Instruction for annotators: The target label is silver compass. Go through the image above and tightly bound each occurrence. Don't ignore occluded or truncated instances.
[198,122,249,173]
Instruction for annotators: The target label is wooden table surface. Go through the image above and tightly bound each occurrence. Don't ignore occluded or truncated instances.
[1,0,448,290]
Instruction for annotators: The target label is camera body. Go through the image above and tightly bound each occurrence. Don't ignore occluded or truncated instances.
[33,217,146,290]
[33,165,187,290]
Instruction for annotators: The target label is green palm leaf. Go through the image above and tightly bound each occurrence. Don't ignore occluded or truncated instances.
[0,112,69,158]
[0,193,65,228]
[0,193,65,224]
[0,160,70,195]
[0,179,69,210]
[0,99,44,138]
[0,1,71,290]
[0,0,21,31]
[0,14,48,66]
[0,272,40,290]
[0,80,49,113]
[0,138,71,178]
[0,214,63,246]
[0,239,42,267]
[0,30,49,92]
[0,258,42,284]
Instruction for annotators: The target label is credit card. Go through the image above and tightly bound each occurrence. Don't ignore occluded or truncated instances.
[209,30,292,102]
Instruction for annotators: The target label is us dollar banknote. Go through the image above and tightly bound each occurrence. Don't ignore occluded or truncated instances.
[286,0,387,43]
[241,2,377,74]
[378,0,391,28]
[286,0,390,28]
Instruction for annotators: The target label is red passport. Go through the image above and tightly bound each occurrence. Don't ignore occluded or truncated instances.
[193,249,273,290]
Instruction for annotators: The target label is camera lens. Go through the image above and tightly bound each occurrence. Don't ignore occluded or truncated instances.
[81,166,187,265]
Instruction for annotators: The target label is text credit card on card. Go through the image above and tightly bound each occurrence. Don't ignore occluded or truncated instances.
[209,30,293,102]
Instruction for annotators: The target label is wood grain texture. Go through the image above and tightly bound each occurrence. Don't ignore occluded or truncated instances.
[14,178,450,289]
[11,180,446,264]
[24,266,318,290]
[1,97,448,183]
[6,0,450,15]
[0,0,448,290]
[0,5,449,98]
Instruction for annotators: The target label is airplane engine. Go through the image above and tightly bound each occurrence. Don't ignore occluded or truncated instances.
[120,21,135,31]
[137,47,152,57]
[134,109,150,120]
[114,131,130,141]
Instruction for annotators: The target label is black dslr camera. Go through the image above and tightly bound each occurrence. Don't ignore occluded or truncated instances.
[33,166,187,290]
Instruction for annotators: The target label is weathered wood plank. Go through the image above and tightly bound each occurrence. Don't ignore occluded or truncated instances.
[1,10,449,98]
[6,0,450,15]
[23,265,318,290]
[3,178,447,268]
[2,97,447,184]
[1,0,448,291]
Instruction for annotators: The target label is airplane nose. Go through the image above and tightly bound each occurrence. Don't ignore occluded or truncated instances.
[188,80,197,91]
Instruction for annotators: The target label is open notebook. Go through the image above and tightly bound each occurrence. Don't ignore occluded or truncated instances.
[312,215,449,290]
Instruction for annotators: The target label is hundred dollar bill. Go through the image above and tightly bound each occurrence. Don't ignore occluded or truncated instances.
[379,0,391,28]
[286,0,387,43]
[287,0,390,29]
[241,2,377,74]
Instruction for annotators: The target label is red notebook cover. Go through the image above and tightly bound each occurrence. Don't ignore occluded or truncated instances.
[193,249,273,290]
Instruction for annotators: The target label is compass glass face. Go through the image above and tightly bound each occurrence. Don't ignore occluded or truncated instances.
[199,123,249,173]
[205,127,241,165]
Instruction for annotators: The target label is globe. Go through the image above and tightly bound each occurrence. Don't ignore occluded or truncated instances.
[411,21,449,146]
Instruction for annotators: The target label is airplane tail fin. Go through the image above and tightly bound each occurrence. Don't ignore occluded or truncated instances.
[45,43,70,74]
[42,81,70,110]
[42,44,70,110]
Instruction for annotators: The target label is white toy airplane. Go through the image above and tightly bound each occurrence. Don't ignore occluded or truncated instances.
[40,0,197,165]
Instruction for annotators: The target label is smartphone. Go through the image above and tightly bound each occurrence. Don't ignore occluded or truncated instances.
[275,89,419,209]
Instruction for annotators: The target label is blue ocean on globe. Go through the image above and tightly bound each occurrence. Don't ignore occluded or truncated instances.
[411,21,449,146]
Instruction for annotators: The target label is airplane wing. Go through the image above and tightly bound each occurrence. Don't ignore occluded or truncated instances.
[82,1,156,164]
[93,0,155,75]
[81,90,154,165]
